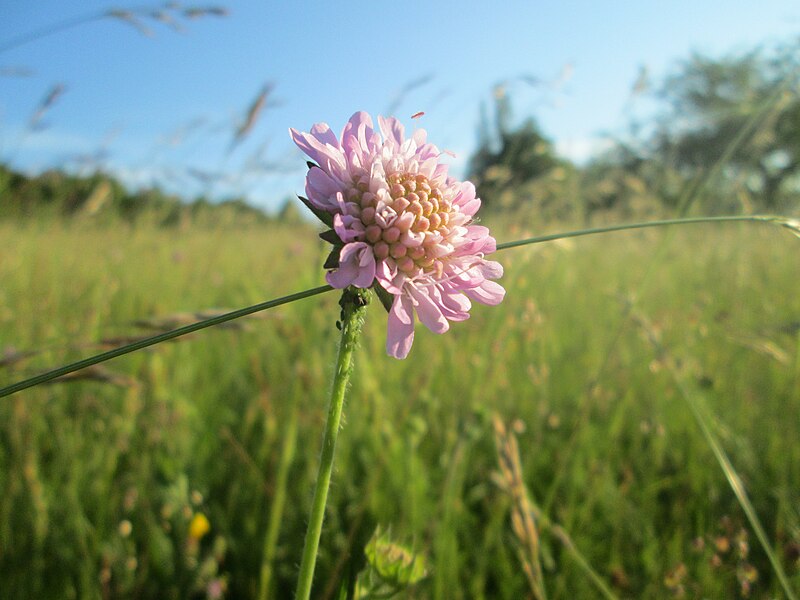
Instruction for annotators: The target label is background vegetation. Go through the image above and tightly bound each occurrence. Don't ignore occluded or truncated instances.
[1,33,799,600]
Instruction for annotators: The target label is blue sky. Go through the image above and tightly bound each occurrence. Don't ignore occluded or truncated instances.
[1,0,798,211]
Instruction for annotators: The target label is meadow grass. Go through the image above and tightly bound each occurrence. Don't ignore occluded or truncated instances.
[0,218,798,598]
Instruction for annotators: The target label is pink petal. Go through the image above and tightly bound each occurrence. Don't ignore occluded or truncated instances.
[386,295,415,359]
[454,181,481,216]
[377,261,403,294]
[352,244,376,287]
[418,155,439,177]
[326,242,375,289]
[310,122,339,147]
[465,280,506,305]
[333,212,365,243]
[424,284,469,322]
[408,286,449,334]
[440,288,472,320]
[378,115,405,146]
[289,127,346,174]
[401,230,424,247]
[431,163,449,186]
[377,260,410,296]
[458,225,496,255]
[394,211,415,231]
[341,111,374,142]
[305,167,341,210]
[411,128,427,147]
[475,259,503,280]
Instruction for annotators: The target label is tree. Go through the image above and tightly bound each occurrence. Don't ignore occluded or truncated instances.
[468,89,561,210]
[653,41,800,210]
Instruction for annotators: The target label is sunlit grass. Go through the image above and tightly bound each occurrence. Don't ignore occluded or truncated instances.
[0,219,798,598]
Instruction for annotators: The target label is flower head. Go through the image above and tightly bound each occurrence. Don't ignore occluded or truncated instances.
[291,111,504,358]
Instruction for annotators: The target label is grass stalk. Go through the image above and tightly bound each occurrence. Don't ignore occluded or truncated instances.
[633,312,798,600]
[493,416,548,600]
[509,214,799,514]
[496,215,793,252]
[0,284,333,398]
[258,405,298,600]
[493,415,619,600]
[675,378,798,600]
[294,287,369,600]
[2,214,795,401]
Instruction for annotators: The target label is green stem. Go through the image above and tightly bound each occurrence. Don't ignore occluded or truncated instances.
[3,214,796,401]
[636,311,798,600]
[496,215,787,252]
[675,377,798,600]
[258,406,298,600]
[295,287,369,600]
[0,284,333,399]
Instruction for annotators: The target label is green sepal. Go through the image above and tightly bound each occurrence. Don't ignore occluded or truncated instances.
[323,246,342,269]
[297,195,334,228]
[373,283,395,313]
[318,229,342,245]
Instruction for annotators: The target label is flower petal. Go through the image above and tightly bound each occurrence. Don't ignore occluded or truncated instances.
[306,167,342,210]
[408,285,449,334]
[289,126,346,174]
[439,287,472,320]
[341,111,374,143]
[459,225,496,255]
[353,244,376,287]
[326,242,375,289]
[454,181,481,216]
[378,115,405,146]
[333,211,365,243]
[465,280,506,305]
[310,122,339,147]
[387,295,415,359]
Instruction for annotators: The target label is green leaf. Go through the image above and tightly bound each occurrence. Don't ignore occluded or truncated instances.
[319,229,342,245]
[373,284,395,313]
[323,247,341,269]
[297,194,334,227]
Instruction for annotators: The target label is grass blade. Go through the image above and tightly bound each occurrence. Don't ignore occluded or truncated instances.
[0,284,333,399]
[496,215,795,252]
[258,406,298,600]
[5,214,795,399]
[677,380,798,600]
[633,312,798,600]
[493,415,619,600]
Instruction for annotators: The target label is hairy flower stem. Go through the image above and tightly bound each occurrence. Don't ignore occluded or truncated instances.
[295,287,369,600]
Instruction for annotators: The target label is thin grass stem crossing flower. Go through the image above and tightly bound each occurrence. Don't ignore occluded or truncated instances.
[0,215,790,399]
[291,111,505,358]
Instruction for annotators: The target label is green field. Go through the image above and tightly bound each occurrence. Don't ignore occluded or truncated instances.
[1,219,798,599]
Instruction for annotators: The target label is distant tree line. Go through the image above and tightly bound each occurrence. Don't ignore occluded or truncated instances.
[0,164,306,227]
[468,38,800,221]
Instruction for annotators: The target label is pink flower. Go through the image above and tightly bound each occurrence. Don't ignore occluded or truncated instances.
[291,111,505,358]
